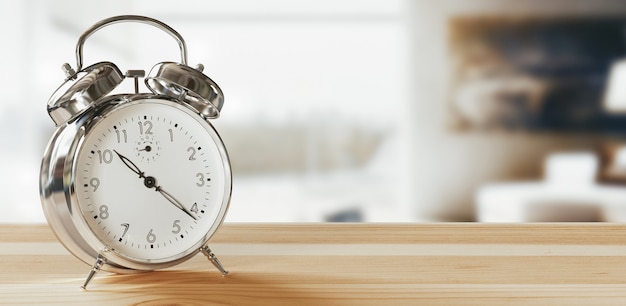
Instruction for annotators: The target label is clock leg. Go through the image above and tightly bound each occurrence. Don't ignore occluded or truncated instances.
[81,253,107,290]
[200,245,229,276]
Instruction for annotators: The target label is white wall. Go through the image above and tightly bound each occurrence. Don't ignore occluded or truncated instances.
[0,0,414,222]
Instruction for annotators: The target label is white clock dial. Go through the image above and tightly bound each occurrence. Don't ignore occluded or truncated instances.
[74,99,229,262]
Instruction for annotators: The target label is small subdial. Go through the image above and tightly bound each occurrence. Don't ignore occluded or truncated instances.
[135,135,161,163]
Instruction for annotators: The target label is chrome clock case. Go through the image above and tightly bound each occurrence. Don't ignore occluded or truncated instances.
[39,15,231,289]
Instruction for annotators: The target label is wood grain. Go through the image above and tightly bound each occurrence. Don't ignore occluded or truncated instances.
[3,223,626,305]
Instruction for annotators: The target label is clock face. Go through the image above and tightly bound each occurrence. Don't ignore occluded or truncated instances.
[74,98,229,263]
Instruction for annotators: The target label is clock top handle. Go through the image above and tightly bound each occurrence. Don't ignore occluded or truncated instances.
[74,15,188,72]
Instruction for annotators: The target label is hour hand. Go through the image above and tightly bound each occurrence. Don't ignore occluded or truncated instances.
[113,150,144,177]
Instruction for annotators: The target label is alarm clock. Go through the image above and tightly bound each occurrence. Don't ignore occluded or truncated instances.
[39,15,231,289]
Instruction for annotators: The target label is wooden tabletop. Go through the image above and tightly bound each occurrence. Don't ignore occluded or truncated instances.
[3,223,626,305]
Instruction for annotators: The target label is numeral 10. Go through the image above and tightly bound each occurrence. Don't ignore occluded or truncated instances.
[96,150,113,164]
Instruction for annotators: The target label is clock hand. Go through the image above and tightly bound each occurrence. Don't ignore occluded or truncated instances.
[138,145,152,152]
[114,150,197,220]
[154,186,197,221]
[113,150,144,178]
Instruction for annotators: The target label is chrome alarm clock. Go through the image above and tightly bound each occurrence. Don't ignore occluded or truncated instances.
[39,15,231,289]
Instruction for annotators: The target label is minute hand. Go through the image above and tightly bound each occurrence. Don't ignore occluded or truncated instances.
[155,186,197,221]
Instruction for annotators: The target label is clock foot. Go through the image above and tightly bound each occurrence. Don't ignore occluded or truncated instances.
[201,245,229,276]
[81,253,107,290]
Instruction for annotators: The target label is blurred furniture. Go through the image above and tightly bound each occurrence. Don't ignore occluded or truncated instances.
[477,152,626,222]
[449,16,626,132]
[476,54,626,222]
[4,223,626,304]
[601,58,626,183]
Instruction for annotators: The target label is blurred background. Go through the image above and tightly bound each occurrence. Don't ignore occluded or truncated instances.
[6,0,626,223]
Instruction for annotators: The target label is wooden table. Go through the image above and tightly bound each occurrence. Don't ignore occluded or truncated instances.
[3,223,626,305]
